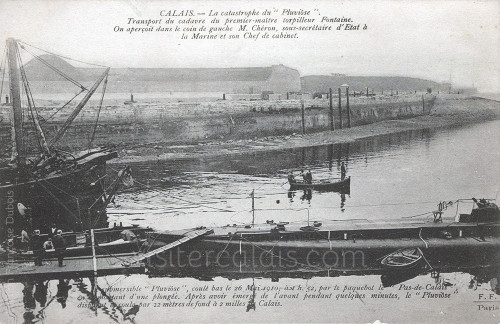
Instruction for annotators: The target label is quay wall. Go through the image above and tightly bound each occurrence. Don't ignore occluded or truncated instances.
[0,94,435,155]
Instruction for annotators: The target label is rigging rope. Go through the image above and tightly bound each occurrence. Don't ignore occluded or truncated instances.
[17,48,44,153]
[88,73,108,149]
[35,179,81,222]
[41,88,86,125]
[19,40,109,68]
[16,47,40,154]
[108,166,235,213]
[19,45,86,90]
[239,235,326,271]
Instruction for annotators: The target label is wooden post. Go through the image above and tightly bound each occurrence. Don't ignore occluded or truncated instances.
[93,276,98,315]
[366,87,369,97]
[329,88,334,131]
[286,92,289,100]
[346,87,351,128]
[301,100,305,134]
[422,95,425,113]
[91,229,98,277]
[251,190,255,227]
[338,88,343,129]
[381,88,383,95]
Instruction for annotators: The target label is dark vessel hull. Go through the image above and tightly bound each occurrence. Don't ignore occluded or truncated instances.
[0,148,117,241]
[144,219,500,272]
[289,176,350,192]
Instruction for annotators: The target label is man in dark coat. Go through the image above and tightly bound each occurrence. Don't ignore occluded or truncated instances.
[341,162,347,180]
[52,230,66,267]
[31,230,44,266]
[306,170,312,184]
[34,280,48,307]
[56,279,72,308]
[49,223,58,239]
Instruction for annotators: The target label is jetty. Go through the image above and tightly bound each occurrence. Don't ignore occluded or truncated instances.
[0,253,145,282]
[0,228,214,281]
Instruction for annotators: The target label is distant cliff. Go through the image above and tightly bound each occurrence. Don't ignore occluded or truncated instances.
[301,75,448,93]
[10,54,458,95]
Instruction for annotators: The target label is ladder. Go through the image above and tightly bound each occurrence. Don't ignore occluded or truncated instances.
[121,228,213,267]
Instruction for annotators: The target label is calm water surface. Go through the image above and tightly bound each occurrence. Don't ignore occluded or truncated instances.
[110,120,500,230]
[1,120,499,323]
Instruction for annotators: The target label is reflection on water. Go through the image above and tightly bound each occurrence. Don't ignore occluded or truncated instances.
[1,121,499,322]
[6,263,500,323]
[109,120,500,232]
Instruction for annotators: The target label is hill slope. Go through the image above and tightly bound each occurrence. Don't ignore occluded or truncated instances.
[301,75,446,93]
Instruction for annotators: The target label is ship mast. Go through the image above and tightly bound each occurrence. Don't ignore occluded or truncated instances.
[7,38,25,166]
[50,67,110,147]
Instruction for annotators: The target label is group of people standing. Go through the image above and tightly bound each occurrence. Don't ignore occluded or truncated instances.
[287,169,313,184]
[24,224,66,267]
[287,162,347,183]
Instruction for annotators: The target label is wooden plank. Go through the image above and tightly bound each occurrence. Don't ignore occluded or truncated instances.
[0,253,144,281]
[122,228,213,266]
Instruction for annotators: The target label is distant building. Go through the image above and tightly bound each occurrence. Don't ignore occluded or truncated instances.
[21,55,301,94]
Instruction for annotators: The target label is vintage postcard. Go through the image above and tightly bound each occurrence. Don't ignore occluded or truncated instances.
[0,0,499,323]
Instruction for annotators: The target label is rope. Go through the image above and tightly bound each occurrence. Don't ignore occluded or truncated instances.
[96,245,137,263]
[17,48,44,153]
[117,172,235,213]
[419,228,428,249]
[418,248,433,270]
[402,211,434,219]
[264,235,281,256]
[40,177,79,200]
[88,73,108,149]
[215,234,234,263]
[35,179,81,221]
[20,40,109,68]
[239,235,326,271]
[41,89,86,125]
[19,45,86,89]
[35,295,56,316]
[88,174,121,211]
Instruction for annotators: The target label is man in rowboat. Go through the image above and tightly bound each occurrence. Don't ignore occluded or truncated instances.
[305,170,312,184]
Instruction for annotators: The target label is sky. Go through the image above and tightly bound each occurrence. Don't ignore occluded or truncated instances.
[0,0,499,92]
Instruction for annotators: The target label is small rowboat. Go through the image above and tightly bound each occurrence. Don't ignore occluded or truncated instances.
[289,176,350,192]
[380,247,424,269]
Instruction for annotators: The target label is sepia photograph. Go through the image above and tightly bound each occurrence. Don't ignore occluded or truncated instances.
[0,0,499,323]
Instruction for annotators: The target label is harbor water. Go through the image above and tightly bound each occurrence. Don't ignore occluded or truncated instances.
[1,120,499,323]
